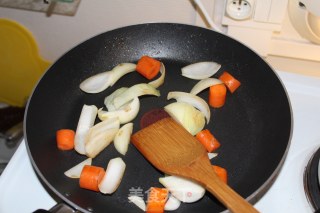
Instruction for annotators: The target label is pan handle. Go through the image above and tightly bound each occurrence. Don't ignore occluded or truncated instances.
[33,203,81,213]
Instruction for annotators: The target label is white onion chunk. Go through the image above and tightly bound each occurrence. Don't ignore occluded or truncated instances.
[181,62,221,80]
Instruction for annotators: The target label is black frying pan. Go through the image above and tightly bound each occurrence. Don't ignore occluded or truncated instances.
[25,23,292,213]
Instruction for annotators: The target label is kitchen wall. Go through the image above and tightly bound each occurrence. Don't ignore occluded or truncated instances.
[0,0,211,62]
[1,0,319,77]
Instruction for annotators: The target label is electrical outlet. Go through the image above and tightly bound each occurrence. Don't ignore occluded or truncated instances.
[225,0,255,20]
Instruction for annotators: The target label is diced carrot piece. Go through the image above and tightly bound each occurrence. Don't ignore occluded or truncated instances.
[213,165,228,184]
[79,165,105,192]
[146,187,169,213]
[219,71,241,93]
[56,129,75,150]
[209,83,227,108]
[196,129,221,152]
[136,56,161,80]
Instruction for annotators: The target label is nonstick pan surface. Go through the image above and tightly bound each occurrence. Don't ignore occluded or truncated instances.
[25,23,292,212]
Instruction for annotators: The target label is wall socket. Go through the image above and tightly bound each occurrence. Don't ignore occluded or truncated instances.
[0,0,81,16]
[225,0,255,20]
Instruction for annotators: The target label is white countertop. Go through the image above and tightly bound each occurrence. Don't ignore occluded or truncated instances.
[1,70,320,213]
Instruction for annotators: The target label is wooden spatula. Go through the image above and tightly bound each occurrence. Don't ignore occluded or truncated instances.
[131,117,259,213]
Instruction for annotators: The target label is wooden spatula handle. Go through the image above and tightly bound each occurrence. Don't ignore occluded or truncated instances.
[205,178,259,213]
[188,155,260,213]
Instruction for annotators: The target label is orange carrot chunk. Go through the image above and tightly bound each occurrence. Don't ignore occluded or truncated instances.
[79,165,105,192]
[219,71,241,93]
[136,55,161,80]
[209,83,227,108]
[56,129,75,150]
[196,129,221,152]
[213,165,228,184]
[146,187,169,213]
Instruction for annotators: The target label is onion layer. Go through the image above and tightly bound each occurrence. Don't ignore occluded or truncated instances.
[167,91,210,124]
[128,196,146,211]
[113,83,160,109]
[98,97,140,124]
[64,158,92,178]
[114,123,134,155]
[190,78,223,95]
[85,117,120,158]
[74,105,98,155]
[99,157,126,194]
[164,194,181,211]
[104,87,128,111]
[181,62,221,80]
[148,62,166,88]
[80,63,136,93]
[159,175,205,203]
[164,102,205,136]
[208,152,218,159]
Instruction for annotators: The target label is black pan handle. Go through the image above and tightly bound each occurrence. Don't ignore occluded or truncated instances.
[33,203,80,213]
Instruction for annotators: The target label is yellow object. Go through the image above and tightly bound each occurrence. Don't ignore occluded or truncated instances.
[0,18,51,107]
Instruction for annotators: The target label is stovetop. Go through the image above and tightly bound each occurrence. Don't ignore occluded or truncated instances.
[1,70,320,213]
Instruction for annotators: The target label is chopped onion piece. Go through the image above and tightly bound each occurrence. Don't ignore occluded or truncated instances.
[165,194,181,211]
[159,175,205,203]
[85,128,119,158]
[110,63,137,86]
[74,105,98,155]
[98,97,140,124]
[148,63,166,88]
[104,87,128,111]
[99,157,126,194]
[208,152,218,160]
[190,78,223,95]
[85,117,120,158]
[79,72,113,94]
[128,196,146,211]
[80,63,136,93]
[181,62,221,80]
[164,102,205,136]
[113,83,160,109]
[114,123,133,155]
[167,91,210,124]
[64,158,92,178]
